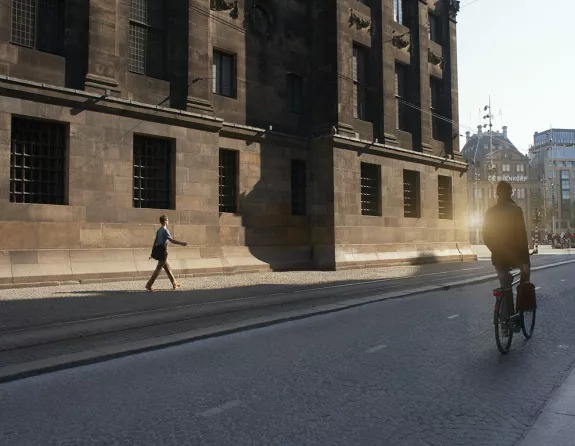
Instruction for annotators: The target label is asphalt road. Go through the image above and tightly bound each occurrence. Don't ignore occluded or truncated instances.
[0,254,571,332]
[2,262,575,445]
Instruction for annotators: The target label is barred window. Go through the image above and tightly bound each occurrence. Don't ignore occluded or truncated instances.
[352,45,368,121]
[287,73,303,114]
[403,170,420,218]
[133,135,173,209]
[213,51,235,97]
[219,149,238,213]
[291,159,306,216]
[438,175,453,220]
[10,117,67,205]
[129,0,165,78]
[361,162,381,216]
[11,0,65,55]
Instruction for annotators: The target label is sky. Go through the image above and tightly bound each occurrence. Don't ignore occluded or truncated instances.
[456,0,575,153]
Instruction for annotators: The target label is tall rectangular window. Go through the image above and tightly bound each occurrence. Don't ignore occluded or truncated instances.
[430,77,443,140]
[438,175,453,220]
[287,73,303,114]
[352,45,368,121]
[219,149,238,213]
[361,162,381,216]
[291,159,307,216]
[10,117,66,205]
[213,51,235,98]
[129,0,165,78]
[133,135,173,209]
[403,170,420,218]
[428,13,441,44]
[516,164,525,173]
[11,0,65,55]
[394,0,403,24]
[395,64,408,131]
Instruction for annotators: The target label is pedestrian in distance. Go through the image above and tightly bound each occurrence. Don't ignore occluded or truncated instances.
[146,215,187,291]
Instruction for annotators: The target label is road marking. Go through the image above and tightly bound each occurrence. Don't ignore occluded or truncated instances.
[559,345,570,350]
[200,400,241,417]
[448,314,459,319]
[366,344,387,353]
[536,287,542,290]
[561,279,565,282]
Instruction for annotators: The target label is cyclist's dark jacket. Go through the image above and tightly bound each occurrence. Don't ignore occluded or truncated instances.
[483,197,530,269]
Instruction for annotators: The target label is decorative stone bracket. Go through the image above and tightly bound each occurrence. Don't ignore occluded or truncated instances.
[447,0,461,19]
[391,32,411,52]
[210,0,239,18]
[349,10,375,36]
[428,49,445,69]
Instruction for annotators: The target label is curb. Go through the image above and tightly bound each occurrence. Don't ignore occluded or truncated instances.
[1,258,574,384]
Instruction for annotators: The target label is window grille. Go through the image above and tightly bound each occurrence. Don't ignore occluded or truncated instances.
[361,162,381,216]
[403,170,420,218]
[219,149,238,213]
[11,0,64,54]
[133,135,173,209]
[438,175,453,220]
[291,160,307,216]
[10,117,66,205]
[129,0,164,78]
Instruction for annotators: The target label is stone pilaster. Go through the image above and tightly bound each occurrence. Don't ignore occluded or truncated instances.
[187,0,214,114]
[381,0,399,146]
[418,1,433,156]
[448,9,461,157]
[84,0,121,96]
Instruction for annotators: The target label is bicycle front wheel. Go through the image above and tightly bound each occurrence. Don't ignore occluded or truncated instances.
[495,300,513,354]
[520,308,536,339]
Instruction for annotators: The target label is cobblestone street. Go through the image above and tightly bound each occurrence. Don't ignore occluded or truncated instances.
[2,260,575,445]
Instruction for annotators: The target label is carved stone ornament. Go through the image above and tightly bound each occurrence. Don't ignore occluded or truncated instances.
[211,0,239,17]
[392,32,411,51]
[447,0,461,19]
[244,1,273,38]
[349,10,375,36]
[428,49,445,69]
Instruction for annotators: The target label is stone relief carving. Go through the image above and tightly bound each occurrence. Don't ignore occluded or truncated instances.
[348,10,375,36]
[391,32,411,52]
[428,49,445,69]
[244,1,273,38]
[447,0,461,19]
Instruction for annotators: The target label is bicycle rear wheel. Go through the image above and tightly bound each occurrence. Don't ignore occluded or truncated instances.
[520,309,536,339]
[494,299,513,354]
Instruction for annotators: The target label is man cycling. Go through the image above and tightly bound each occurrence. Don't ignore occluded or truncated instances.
[483,181,531,336]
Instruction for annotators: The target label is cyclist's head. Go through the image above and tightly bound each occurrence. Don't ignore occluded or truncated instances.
[496,181,513,199]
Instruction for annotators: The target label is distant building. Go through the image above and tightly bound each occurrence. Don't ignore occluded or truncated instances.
[529,129,575,233]
[462,126,539,244]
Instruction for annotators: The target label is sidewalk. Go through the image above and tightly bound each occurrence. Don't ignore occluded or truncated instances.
[521,365,575,445]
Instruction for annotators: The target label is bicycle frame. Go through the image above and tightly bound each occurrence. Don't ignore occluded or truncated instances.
[493,269,521,325]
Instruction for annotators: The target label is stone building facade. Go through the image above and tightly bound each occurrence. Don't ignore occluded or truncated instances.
[0,0,472,285]
[462,126,539,245]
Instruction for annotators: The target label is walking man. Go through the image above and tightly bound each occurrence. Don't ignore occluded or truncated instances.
[146,215,187,291]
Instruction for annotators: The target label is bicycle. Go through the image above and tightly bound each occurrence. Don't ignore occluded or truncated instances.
[492,269,537,355]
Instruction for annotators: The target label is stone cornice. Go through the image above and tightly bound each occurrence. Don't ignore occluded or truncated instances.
[0,75,224,132]
[329,134,468,172]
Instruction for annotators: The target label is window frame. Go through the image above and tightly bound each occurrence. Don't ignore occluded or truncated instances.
[219,149,239,213]
[10,116,68,205]
[438,175,453,220]
[403,169,421,219]
[129,0,166,79]
[10,0,65,55]
[352,45,369,121]
[132,134,175,210]
[395,63,408,131]
[213,50,236,98]
[291,159,307,216]
[428,11,441,44]
[360,162,382,217]
[286,73,303,114]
